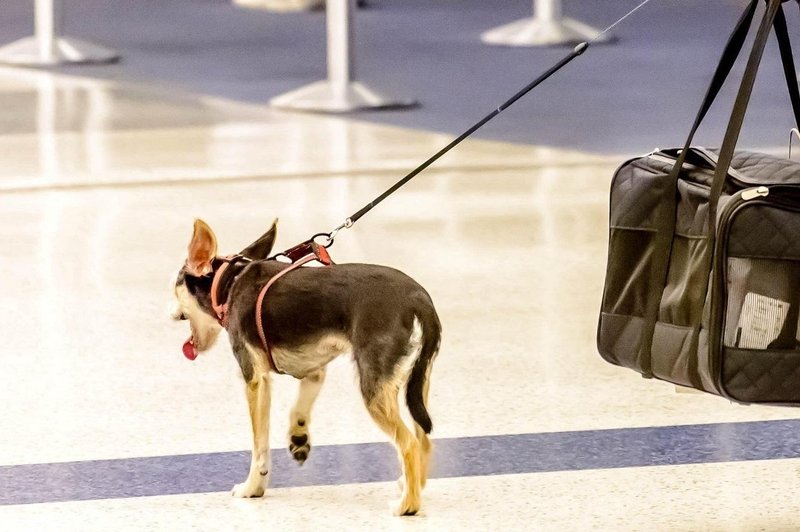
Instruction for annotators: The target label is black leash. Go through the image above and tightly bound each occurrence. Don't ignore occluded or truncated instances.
[316,0,656,248]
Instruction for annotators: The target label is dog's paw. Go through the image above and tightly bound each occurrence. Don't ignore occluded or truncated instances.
[392,497,420,517]
[231,481,265,498]
[289,433,311,465]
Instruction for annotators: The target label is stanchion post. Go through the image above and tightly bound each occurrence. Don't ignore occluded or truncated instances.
[271,0,415,113]
[0,0,120,66]
[482,0,613,47]
[36,0,59,62]
[328,0,354,97]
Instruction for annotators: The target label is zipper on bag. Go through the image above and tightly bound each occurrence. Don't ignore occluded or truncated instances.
[740,186,769,200]
[709,189,749,396]
[648,150,766,190]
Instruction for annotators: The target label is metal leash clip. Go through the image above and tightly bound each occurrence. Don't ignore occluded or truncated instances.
[314,218,353,249]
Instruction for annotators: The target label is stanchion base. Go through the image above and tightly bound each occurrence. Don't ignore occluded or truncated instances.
[0,36,120,66]
[481,17,613,47]
[270,80,416,113]
[232,0,324,12]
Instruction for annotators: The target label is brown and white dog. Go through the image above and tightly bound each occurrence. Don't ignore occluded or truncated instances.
[170,219,441,515]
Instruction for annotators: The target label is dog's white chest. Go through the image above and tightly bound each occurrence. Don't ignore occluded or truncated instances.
[247,334,352,378]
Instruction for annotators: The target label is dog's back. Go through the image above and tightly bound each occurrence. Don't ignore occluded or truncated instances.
[227,261,441,431]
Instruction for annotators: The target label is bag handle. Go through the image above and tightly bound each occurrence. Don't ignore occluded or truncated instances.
[774,2,800,130]
[667,0,800,184]
[664,0,759,184]
[708,0,788,231]
[677,2,800,182]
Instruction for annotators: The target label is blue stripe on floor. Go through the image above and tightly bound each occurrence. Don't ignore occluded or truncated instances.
[4,418,800,506]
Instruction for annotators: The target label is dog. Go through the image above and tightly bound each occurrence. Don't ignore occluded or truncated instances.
[170,219,441,515]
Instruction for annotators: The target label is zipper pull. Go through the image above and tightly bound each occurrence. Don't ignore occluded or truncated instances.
[741,186,769,201]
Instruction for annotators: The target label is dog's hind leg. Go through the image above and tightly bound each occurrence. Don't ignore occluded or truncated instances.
[414,369,432,489]
[287,367,326,465]
[398,373,432,493]
[406,310,440,490]
[232,370,271,498]
[363,378,423,516]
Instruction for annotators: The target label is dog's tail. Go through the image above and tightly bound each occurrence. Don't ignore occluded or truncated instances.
[406,304,441,435]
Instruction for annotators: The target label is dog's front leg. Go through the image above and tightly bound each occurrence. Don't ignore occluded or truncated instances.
[288,367,326,464]
[232,372,271,498]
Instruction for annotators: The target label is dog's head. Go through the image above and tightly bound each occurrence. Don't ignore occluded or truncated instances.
[170,218,278,359]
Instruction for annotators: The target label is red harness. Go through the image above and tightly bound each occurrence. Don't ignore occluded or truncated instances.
[210,255,250,328]
[208,241,333,374]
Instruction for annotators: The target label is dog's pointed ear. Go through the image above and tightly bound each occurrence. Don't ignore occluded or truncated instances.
[187,219,217,276]
[240,219,278,260]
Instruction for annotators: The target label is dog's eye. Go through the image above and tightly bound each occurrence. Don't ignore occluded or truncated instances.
[179,313,187,321]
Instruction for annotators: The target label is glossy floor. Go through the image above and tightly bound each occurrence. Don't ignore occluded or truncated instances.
[2,70,800,531]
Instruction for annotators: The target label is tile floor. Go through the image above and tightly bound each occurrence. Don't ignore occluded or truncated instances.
[2,67,800,531]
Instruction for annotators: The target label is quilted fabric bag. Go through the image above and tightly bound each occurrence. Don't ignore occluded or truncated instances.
[597,0,800,403]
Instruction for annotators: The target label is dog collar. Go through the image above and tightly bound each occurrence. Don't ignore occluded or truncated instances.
[210,254,251,327]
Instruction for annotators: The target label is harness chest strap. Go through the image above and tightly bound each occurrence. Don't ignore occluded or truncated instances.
[255,254,317,374]
[209,242,333,374]
[256,243,333,375]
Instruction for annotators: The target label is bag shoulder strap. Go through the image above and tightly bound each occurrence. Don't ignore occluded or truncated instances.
[708,0,788,228]
[637,0,795,380]
[636,0,760,378]
[774,1,800,130]
[669,0,799,182]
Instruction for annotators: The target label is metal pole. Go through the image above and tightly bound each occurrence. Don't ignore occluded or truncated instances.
[271,0,415,113]
[35,0,59,62]
[328,0,353,93]
[481,0,613,47]
[0,0,119,66]
[538,0,560,21]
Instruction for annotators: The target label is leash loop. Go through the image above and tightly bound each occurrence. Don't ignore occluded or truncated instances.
[312,232,335,248]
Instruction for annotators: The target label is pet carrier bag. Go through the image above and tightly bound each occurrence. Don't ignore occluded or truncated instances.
[597,0,800,404]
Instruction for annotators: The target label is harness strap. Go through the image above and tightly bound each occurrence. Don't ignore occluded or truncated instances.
[255,254,317,374]
[210,259,231,325]
[210,254,250,327]
[210,240,333,374]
